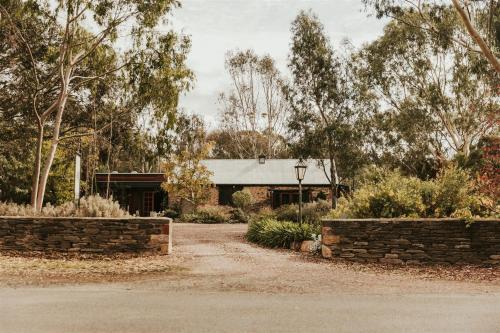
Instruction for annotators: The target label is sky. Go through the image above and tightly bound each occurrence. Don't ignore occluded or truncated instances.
[169,0,387,128]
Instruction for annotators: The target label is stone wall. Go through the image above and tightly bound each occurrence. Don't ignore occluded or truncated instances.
[0,217,172,255]
[322,219,499,265]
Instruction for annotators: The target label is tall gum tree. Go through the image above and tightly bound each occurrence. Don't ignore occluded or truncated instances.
[356,8,499,164]
[363,0,500,73]
[218,50,290,159]
[286,11,365,208]
[0,0,192,210]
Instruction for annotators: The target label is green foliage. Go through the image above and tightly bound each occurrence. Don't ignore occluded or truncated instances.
[162,208,180,219]
[0,195,128,217]
[246,218,318,248]
[275,200,331,225]
[331,166,491,218]
[230,208,250,224]
[356,5,498,173]
[181,205,232,224]
[232,190,254,210]
[275,204,298,222]
[162,142,213,206]
[180,205,251,224]
[287,11,368,187]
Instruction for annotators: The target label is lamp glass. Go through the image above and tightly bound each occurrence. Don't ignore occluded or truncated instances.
[295,159,307,181]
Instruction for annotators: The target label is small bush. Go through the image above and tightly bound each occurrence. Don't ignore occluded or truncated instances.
[229,208,250,224]
[0,195,129,217]
[246,218,318,248]
[255,207,276,221]
[275,204,298,222]
[181,205,232,224]
[162,208,180,219]
[302,200,331,224]
[275,200,331,225]
[75,195,129,217]
[232,190,254,210]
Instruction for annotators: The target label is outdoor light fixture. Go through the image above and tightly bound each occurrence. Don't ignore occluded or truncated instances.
[258,154,266,164]
[295,158,307,225]
[295,158,307,181]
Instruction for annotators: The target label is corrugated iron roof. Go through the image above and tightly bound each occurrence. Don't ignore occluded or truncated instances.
[96,159,332,186]
[201,159,330,185]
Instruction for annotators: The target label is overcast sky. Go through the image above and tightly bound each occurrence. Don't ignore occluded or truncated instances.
[169,0,387,128]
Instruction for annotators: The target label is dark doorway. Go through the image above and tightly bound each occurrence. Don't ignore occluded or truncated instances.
[218,185,243,205]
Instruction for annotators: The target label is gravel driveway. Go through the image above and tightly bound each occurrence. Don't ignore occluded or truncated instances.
[1,223,499,332]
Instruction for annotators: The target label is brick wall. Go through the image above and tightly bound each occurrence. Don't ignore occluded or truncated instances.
[0,217,172,255]
[322,219,499,265]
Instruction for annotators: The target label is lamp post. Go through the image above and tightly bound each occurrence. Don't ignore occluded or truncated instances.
[294,158,307,225]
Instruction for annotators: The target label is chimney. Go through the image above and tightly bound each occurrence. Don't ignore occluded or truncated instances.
[258,154,266,164]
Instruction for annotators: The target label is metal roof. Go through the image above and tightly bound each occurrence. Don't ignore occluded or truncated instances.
[201,159,330,186]
[96,159,332,186]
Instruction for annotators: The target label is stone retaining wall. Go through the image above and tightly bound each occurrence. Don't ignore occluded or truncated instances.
[322,219,499,265]
[0,217,172,255]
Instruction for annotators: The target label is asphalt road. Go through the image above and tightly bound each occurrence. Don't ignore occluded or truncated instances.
[1,286,499,333]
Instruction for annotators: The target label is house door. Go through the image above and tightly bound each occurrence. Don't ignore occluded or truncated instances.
[143,191,154,216]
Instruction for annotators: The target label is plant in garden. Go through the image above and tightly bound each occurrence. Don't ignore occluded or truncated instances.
[246,218,318,248]
[275,200,331,225]
[162,142,214,207]
[331,165,491,218]
[232,190,254,210]
[0,195,128,217]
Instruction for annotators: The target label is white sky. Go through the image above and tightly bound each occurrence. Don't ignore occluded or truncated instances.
[169,0,387,128]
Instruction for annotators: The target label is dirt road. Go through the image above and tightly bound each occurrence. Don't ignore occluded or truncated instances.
[1,223,499,332]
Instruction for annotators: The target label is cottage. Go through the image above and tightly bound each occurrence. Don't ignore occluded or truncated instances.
[96,158,342,216]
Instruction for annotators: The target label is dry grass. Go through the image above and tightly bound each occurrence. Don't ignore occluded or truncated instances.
[0,254,186,287]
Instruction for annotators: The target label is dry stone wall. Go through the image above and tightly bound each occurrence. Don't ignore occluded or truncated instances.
[0,217,172,255]
[322,219,499,265]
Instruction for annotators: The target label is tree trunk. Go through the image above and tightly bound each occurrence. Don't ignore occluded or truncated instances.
[451,0,500,73]
[35,92,68,210]
[31,121,44,209]
[329,155,339,209]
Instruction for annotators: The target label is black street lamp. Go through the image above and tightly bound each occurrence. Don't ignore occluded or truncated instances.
[295,158,307,225]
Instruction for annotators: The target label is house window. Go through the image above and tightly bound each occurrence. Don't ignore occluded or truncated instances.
[144,191,154,216]
[272,190,311,208]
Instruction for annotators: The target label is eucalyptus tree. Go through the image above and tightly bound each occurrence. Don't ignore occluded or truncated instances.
[0,0,192,210]
[363,0,500,72]
[286,11,366,208]
[356,7,498,168]
[218,49,290,158]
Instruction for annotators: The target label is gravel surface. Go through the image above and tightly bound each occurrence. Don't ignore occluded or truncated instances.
[0,223,499,293]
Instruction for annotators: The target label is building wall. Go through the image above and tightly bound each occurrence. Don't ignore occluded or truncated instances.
[322,218,500,265]
[204,185,331,208]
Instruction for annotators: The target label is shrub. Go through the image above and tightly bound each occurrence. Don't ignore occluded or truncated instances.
[229,208,250,224]
[275,200,331,225]
[75,195,129,217]
[232,190,254,210]
[331,166,491,219]
[181,205,232,224]
[254,207,276,221]
[302,200,331,224]
[162,208,180,219]
[430,167,483,217]
[275,203,298,222]
[0,195,129,217]
[246,218,318,248]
